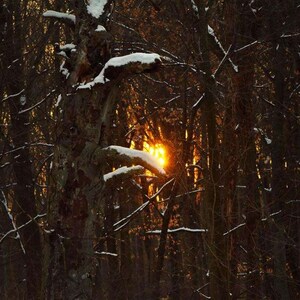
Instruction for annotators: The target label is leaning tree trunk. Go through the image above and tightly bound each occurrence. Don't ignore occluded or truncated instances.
[44,2,161,299]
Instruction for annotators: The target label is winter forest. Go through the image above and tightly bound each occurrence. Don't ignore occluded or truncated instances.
[0,0,299,299]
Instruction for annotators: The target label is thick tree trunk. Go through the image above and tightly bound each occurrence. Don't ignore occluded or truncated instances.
[44,2,161,298]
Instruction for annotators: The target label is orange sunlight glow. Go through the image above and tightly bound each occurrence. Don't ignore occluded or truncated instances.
[147,144,166,167]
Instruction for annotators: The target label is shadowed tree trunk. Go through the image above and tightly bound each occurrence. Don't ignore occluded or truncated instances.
[192,1,228,298]
[269,4,290,298]
[230,3,261,298]
[43,1,161,299]
[2,1,42,298]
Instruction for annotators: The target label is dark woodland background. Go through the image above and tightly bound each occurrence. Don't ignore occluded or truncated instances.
[0,1,299,299]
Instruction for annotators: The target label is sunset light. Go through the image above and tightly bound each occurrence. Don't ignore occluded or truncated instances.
[147,144,166,167]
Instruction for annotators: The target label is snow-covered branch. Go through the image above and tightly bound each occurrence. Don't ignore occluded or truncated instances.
[0,190,26,253]
[113,179,174,232]
[223,222,246,236]
[103,165,144,183]
[147,227,208,234]
[55,43,76,59]
[95,251,118,257]
[114,201,150,232]
[208,25,238,73]
[0,209,46,248]
[43,10,76,26]
[99,145,166,176]
[79,52,161,89]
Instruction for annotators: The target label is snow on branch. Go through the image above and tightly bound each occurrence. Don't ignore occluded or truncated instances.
[103,165,144,182]
[0,191,25,253]
[100,145,166,176]
[79,52,161,89]
[0,213,46,247]
[114,201,150,232]
[208,25,238,73]
[55,43,76,59]
[113,179,174,232]
[43,10,76,26]
[87,0,108,19]
[95,251,118,257]
[96,25,106,32]
[147,227,208,234]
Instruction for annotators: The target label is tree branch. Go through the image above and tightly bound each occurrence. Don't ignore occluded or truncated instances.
[96,145,166,176]
[43,10,76,28]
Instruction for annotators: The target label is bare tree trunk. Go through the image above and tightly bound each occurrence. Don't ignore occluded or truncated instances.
[192,1,229,298]
[152,180,179,299]
[270,17,290,299]
[3,1,42,298]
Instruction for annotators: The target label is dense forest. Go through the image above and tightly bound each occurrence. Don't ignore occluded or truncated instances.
[0,1,299,299]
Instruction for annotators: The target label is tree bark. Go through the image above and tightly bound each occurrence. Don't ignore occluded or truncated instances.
[44,2,161,298]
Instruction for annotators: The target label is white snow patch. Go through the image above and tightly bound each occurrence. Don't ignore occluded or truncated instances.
[191,0,199,15]
[79,52,161,89]
[87,0,107,19]
[43,10,76,24]
[265,137,272,144]
[103,165,144,182]
[56,44,76,58]
[57,51,69,58]
[96,25,106,32]
[55,94,62,107]
[105,145,165,175]
[60,43,76,51]
[20,95,26,106]
[60,61,69,78]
